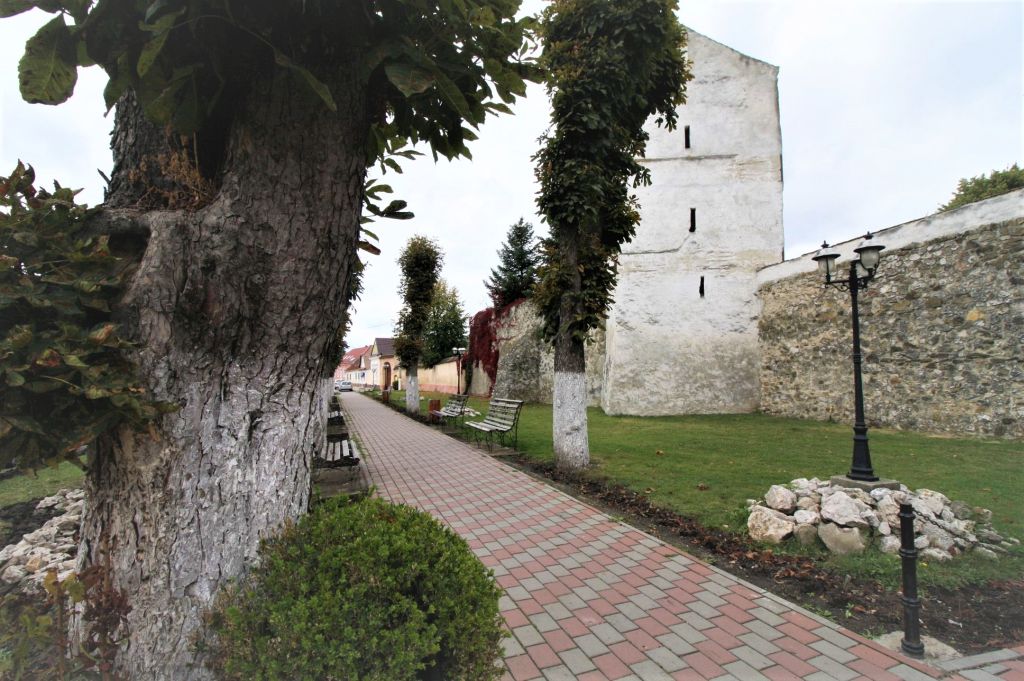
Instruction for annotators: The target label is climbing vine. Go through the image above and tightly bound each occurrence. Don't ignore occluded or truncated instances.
[0,163,172,471]
[533,0,691,343]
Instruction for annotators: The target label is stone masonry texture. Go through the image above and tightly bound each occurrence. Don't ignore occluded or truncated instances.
[758,218,1023,439]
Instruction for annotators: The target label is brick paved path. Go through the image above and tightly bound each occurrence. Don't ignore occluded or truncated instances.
[341,393,1022,681]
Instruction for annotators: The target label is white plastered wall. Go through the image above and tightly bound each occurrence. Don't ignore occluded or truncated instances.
[602,30,784,415]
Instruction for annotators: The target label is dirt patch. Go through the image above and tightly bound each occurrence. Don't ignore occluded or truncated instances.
[505,454,1024,655]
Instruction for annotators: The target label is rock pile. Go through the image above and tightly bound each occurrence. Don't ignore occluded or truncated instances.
[0,488,83,593]
[747,478,1018,561]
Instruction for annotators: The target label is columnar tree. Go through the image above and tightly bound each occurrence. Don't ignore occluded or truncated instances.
[395,236,443,414]
[484,217,540,307]
[1,1,536,677]
[534,0,690,470]
[421,280,468,368]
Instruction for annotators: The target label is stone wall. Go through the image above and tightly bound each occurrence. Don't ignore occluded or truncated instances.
[758,190,1024,438]
[490,300,605,406]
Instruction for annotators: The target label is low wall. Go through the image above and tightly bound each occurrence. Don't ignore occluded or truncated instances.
[417,359,461,394]
[757,190,1024,438]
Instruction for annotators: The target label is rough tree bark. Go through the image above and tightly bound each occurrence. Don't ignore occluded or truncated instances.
[405,365,420,414]
[75,71,368,679]
[551,243,590,470]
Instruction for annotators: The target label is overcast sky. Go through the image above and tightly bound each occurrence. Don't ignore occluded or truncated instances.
[1,1,1021,348]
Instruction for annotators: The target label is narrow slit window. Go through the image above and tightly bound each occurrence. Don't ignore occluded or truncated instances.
[684,125,691,149]
[689,208,696,232]
[699,276,705,298]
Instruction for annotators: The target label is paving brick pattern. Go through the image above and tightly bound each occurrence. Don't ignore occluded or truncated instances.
[341,394,1017,681]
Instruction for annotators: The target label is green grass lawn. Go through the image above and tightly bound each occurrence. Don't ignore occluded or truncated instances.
[0,462,84,508]
[382,390,1024,587]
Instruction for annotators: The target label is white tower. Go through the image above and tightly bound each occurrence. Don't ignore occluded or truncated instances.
[601,30,784,415]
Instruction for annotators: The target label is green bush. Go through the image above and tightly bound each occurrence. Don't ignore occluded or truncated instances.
[206,497,505,681]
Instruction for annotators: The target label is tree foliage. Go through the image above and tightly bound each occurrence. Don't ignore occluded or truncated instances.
[4,0,538,163]
[484,217,540,308]
[394,236,443,369]
[533,0,690,344]
[939,163,1024,212]
[421,280,467,369]
[2,0,539,469]
[0,163,172,471]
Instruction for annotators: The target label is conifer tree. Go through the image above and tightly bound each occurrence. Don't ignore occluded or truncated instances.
[484,218,541,308]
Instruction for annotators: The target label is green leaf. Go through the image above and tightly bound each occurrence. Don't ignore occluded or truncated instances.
[5,371,25,387]
[273,49,336,112]
[384,62,435,98]
[144,0,177,23]
[430,68,471,120]
[0,0,33,18]
[18,15,78,104]
[137,10,182,77]
[358,240,381,256]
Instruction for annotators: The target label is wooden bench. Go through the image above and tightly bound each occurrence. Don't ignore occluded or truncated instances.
[465,398,524,450]
[322,400,358,465]
[429,394,469,430]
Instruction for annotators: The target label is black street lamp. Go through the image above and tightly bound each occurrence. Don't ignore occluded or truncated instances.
[812,233,891,486]
[452,346,467,394]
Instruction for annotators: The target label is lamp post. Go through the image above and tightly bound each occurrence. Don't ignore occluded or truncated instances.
[812,233,892,487]
[452,346,466,394]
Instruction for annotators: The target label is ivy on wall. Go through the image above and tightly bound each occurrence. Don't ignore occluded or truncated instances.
[0,163,172,471]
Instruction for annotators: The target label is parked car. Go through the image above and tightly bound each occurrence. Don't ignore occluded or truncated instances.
[335,380,352,392]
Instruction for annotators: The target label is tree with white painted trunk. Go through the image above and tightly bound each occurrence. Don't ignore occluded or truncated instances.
[533,0,691,470]
[395,236,443,414]
[2,1,537,677]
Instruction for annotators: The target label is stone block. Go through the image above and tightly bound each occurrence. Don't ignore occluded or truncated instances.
[747,506,795,544]
[818,523,866,555]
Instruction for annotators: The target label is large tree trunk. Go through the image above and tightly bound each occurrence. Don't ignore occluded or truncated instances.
[551,239,590,471]
[406,364,420,413]
[76,71,368,679]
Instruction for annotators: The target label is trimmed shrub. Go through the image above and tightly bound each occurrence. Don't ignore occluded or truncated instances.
[205,496,504,681]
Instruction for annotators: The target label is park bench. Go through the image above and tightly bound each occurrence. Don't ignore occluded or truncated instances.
[322,397,358,466]
[465,398,524,450]
[429,393,469,430]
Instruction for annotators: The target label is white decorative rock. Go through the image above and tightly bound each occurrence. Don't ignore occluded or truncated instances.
[878,521,891,536]
[879,536,901,554]
[869,487,893,502]
[765,485,797,513]
[876,496,901,527]
[793,509,820,526]
[821,492,871,528]
[747,506,795,544]
[818,523,866,555]
[920,547,952,563]
[796,496,819,511]
[1,564,27,583]
[974,546,998,560]
[921,523,956,552]
[915,535,930,550]
[916,489,950,516]
[793,524,819,546]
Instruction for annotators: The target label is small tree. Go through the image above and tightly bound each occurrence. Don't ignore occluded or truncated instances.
[421,281,467,369]
[534,0,690,471]
[939,164,1024,211]
[395,236,443,413]
[484,218,541,308]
